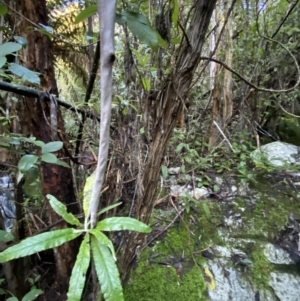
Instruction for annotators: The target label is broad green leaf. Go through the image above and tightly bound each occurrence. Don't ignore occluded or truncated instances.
[47,194,81,226]
[67,234,90,301]
[117,11,163,51]
[91,236,124,301]
[0,42,22,56]
[41,141,63,154]
[32,140,45,147]
[83,170,96,218]
[213,185,220,192]
[98,202,122,216]
[0,56,7,68]
[41,153,57,164]
[95,217,151,233]
[14,36,27,46]
[75,5,98,23]
[18,155,38,171]
[0,228,81,263]
[161,165,168,179]
[0,230,14,242]
[22,288,43,301]
[89,229,116,260]
[7,297,18,301]
[0,4,8,16]
[141,77,151,91]
[55,159,70,168]
[8,63,40,85]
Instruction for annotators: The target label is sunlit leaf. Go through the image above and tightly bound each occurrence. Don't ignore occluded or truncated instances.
[204,267,216,290]
[141,77,151,91]
[83,170,96,218]
[41,141,63,154]
[41,153,57,164]
[47,194,81,226]
[95,217,151,233]
[18,155,39,171]
[0,42,22,56]
[0,229,81,263]
[8,63,40,85]
[91,236,124,301]
[22,288,43,301]
[67,234,90,301]
[90,229,116,260]
[75,5,98,23]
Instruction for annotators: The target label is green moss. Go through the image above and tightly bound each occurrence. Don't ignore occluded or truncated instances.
[124,201,224,301]
[250,246,273,289]
[124,265,207,301]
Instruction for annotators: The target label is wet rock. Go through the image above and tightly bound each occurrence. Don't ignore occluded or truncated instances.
[269,272,300,301]
[168,167,181,175]
[263,243,294,265]
[251,141,300,167]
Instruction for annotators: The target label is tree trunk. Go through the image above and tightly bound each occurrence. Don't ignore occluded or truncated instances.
[7,0,78,297]
[120,0,217,283]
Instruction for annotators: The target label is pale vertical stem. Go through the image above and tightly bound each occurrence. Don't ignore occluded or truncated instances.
[88,0,117,229]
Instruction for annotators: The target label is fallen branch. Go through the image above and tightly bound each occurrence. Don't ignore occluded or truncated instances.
[0,81,100,121]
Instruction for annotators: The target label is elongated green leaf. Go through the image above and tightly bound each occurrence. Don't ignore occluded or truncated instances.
[95,217,151,233]
[22,288,43,301]
[83,170,96,218]
[67,234,90,301]
[18,155,39,171]
[89,229,116,260]
[8,63,40,85]
[47,194,81,226]
[41,153,57,164]
[41,141,63,154]
[0,229,81,263]
[0,56,7,68]
[91,236,124,301]
[98,202,122,216]
[75,5,98,23]
[141,77,151,91]
[0,42,22,56]
[7,297,18,301]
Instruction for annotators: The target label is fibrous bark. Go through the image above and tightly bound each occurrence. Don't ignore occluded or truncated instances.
[6,0,78,296]
[120,0,217,283]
